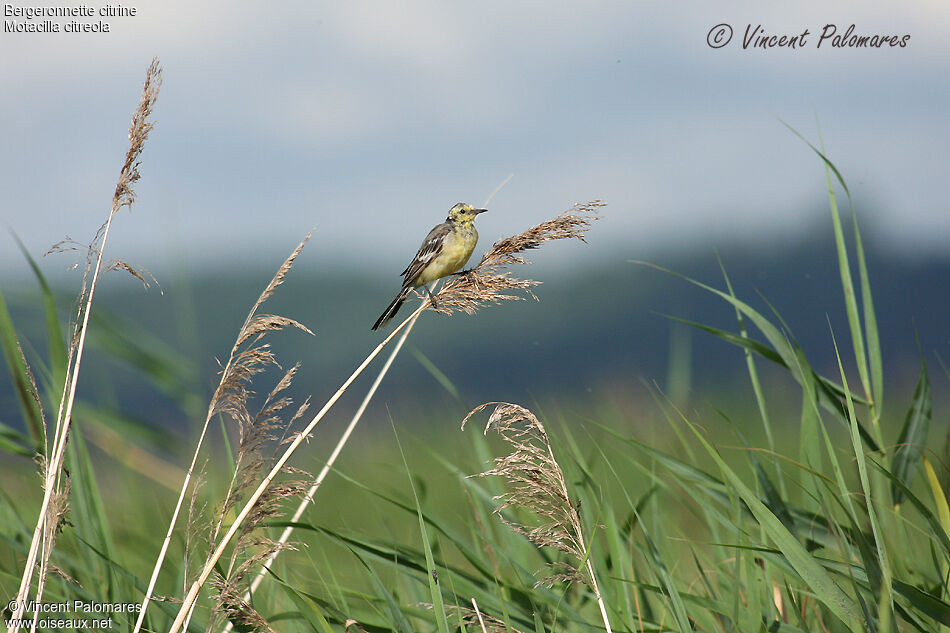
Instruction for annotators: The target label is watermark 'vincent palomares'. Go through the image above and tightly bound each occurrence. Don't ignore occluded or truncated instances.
[707,23,911,50]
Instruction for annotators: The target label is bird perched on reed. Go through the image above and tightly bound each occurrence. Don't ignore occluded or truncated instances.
[372,202,487,330]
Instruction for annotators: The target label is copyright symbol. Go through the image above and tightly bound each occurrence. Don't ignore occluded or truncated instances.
[7,600,18,612]
[707,23,733,48]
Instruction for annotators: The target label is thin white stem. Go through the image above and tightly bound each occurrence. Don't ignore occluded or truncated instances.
[167,302,426,633]
[471,598,488,633]
[10,213,116,633]
[135,257,310,633]
[221,311,420,632]
[131,390,219,633]
[548,441,612,633]
[586,557,613,633]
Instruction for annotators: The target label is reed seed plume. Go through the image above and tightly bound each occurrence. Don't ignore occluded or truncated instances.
[196,238,315,630]
[463,403,589,584]
[206,234,313,445]
[137,233,314,633]
[12,59,163,631]
[433,201,603,316]
[115,58,162,211]
[463,402,613,633]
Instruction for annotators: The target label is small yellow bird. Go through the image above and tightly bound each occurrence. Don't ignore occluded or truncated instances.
[372,202,487,330]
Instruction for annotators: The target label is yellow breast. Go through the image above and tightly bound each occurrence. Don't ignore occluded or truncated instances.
[415,224,478,286]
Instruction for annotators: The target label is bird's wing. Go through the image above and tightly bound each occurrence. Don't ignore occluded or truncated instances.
[400,222,450,284]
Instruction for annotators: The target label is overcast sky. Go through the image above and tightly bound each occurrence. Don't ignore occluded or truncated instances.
[2,1,948,281]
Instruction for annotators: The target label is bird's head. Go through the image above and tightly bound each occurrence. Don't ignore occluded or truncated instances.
[448,202,487,224]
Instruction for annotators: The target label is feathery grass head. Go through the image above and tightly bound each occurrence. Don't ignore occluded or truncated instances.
[45,58,164,353]
[463,402,592,588]
[185,234,315,632]
[115,57,162,212]
[433,201,603,316]
[208,233,313,434]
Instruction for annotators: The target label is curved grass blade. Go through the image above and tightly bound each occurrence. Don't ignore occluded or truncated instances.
[393,424,450,633]
[348,548,415,633]
[0,287,45,448]
[782,121,883,436]
[685,422,865,631]
[12,232,68,395]
[0,420,35,457]
[640,263,879,451]
[872,463,950,557]
[892,355,931,506]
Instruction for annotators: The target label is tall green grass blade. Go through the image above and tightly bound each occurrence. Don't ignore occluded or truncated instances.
[0,420,35,457]
[532,604,547,633]
[685,422,865,632]
[851,211,883,419]
[665,322,691,410]
[13,233,68,395]
[823,151,871,405]
[872,464,950,556]
[922,456,950,543]
[393,425,450,633]
[892,580,950,626]
[90,312,202,415]
[0,286,45,448]
[68,423,120,600]
[746,440,795,534]
[411,347,461,402]
[797,371,823,513]
[595,436,657,633]
[922,456,950,633]
[891,356,931,506]
[603,504,638,632]
[829,326,894,631]
[349,548,415,633]
[720,259,785,497]
[782,121,883,442]
[275,579,337,633]
[637,517,692,632]
[658,314,781,364]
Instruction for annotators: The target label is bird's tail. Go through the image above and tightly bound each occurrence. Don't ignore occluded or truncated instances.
[372,289,408,330]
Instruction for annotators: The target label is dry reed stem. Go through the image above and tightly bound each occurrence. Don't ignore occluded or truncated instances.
[10,58,162,633]
[133,233,312,633]
[463,402,612,633]
[223,310,422,633]
[166,300,427,633]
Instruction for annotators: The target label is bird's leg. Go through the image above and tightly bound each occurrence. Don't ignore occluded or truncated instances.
[425,285,439,308]
[424,284,438,309]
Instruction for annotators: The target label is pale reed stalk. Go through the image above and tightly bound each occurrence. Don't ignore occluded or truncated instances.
[219,187,513,629]
[134,234,312,633]
[221,309,421,633]
[166,302,425,633]
[10,58,161,633]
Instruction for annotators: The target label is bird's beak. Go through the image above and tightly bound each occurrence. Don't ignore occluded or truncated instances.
[475,208,488,214]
